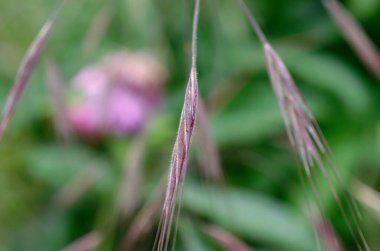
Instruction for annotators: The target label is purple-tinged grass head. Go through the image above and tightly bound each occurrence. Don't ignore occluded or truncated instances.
[263,43,326,178]
[153,0,200,250]
[263,41,370,251]
[236,0,370,250]
[154,66,198,251]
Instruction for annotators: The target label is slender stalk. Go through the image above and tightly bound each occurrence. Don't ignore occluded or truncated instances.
[235,0,267,44]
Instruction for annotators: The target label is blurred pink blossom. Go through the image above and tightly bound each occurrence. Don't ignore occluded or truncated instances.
[69,51,166,138]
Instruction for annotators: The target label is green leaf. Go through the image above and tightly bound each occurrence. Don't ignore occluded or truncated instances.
[179,218,210,251]
[211,83,330,146]
[182,182,317,251]
[26,144,105,187]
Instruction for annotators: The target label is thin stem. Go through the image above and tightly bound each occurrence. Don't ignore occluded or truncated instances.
[235,0,267,44]
[191,0,200,67]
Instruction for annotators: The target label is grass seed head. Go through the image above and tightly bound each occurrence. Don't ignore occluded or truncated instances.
[154,0,200,250]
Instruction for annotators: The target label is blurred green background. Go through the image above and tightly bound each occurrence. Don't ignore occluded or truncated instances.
[0,0,380,250]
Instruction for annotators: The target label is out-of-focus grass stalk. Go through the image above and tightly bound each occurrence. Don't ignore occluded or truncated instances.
[207,77,246,114]
[236,0,370,250]
[81,6,112,56]
[313,216,345,251]
[195,100,224,183]
[354,181,380,221]
[0,0,67,140]
[62,231,102,251]
[322,0,380,82]
[153,0,200,250]
[45,60,72,142]
[118,132,146,219]
[54,164,104,209]
[120,182,166,251]
[202,224,253,251]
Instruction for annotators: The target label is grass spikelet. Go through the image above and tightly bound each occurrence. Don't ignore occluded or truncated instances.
[263,43,327,178]
[153,0,200,250]
[322,0,380,82]
[0,0,67,140]
[236,0,370,250]
[264,37,369,251]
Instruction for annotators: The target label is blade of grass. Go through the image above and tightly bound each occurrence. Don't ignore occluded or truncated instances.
[0,0,67,140]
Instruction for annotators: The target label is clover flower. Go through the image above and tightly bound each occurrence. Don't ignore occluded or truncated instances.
[69,51,166,138]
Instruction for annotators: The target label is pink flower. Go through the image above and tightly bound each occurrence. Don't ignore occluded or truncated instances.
[69,51,166,138]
